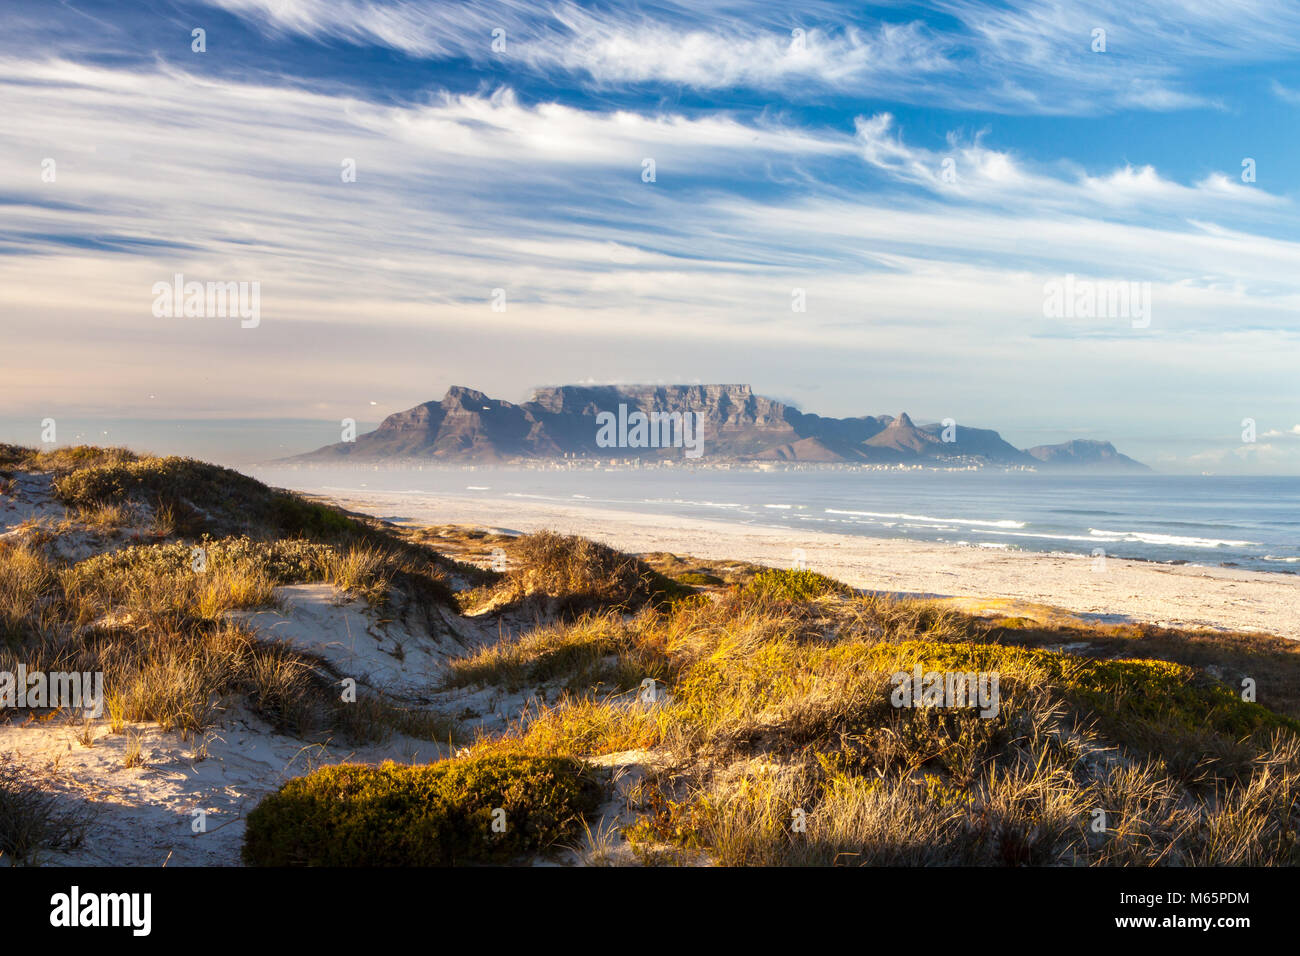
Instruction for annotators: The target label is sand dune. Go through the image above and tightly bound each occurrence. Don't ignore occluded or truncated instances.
[329,490,1300,641]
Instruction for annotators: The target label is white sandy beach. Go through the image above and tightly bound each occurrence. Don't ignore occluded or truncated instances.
[325,489,1300,641]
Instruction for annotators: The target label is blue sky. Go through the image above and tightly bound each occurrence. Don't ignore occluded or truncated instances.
[2,0,1299,470]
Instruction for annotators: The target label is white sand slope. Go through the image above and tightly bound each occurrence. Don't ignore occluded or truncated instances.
[0,471,155,561]
[0,471,559,867]
[326,490,1300,641]
[0,472,59,530]
[0,710,446,866]
[233,584,459,701]
[0,562,566,866]
[0,579,469,867]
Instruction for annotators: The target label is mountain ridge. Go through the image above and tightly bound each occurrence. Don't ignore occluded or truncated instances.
[291,384,1150,471]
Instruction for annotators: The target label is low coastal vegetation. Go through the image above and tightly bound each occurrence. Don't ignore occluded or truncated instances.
[0,447,458,749]
[457,529,690,616]
[0,757,90,865]
[4,446,1299,866]
[248,547,1300,866]
[745,567,854,601]
[451,587,1298,865]
[242,754,602,866]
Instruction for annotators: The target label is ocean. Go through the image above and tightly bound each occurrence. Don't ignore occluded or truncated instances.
[248,467,1300,574]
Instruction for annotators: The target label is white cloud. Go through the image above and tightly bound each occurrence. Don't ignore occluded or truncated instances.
[525,12,955,93]
[851,113,1286,220]
[1272,81,1300,104]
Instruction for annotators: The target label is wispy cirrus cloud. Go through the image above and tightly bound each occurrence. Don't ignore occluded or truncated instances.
[200,0,1300,114]
[1271,80,1300,104]
[4,56,1299,410]
[852,112,1284,220]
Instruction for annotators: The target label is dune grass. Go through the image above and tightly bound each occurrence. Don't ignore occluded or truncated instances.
[0,758,90,864]
[443,610,669,694]
[458,530,691,616]
[448,583,1300,866]
[10,445,1298,867]
[0,444,138,474]
[0,528,453,744]
[0,448,470,746]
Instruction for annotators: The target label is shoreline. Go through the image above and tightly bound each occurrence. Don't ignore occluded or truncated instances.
[316,488,1300,642]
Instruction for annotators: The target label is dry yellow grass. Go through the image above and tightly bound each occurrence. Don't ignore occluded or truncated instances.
[451,584,1300,866]
[0,532,450,742]
[10,448,1299,867]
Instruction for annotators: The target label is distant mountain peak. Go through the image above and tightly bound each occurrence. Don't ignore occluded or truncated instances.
[442,385,495,409]
[864,410,937,457]
[1027,439,1149,471]
[445,385,488,401]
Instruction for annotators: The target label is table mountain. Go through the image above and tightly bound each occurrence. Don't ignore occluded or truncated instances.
[289,384,1148,470]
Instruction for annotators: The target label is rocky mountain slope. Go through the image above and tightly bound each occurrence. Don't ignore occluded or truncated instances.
[1026,439,1148,470]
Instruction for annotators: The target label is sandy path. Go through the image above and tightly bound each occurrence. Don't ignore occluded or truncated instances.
[328,490,1300,641]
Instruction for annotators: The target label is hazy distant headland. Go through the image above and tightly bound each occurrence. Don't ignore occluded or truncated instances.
[288,384,1149,471]
[292,382,1149,468]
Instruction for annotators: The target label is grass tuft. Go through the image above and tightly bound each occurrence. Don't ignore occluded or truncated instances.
[461,531,690,616]
[0,759,90,864]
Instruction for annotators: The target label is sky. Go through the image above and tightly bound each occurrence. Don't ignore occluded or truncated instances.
[1,0,1299,471]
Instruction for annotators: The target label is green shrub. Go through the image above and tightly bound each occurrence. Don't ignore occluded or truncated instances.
[268,495,360,537]
[746,567,852,601]
[242,754,604,866]
[676,571,724,587]
[54,456,251,509]
[1056,656,1299,739]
